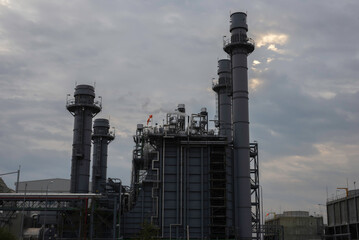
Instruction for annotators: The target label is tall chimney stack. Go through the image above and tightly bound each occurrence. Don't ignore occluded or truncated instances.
[223,12,254,239]
[91,118,115,193]
[213,59,232,139]
[67,84,101,193]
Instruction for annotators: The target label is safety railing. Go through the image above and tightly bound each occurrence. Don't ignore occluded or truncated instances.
[66,98,102,109]
[223,36,255,48]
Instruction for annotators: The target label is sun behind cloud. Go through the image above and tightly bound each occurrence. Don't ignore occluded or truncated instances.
[256,33,288,54]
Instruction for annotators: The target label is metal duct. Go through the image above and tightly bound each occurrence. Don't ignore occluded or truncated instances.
[223,12,254,239]
[91,118,115,193]
[67,85,101,193]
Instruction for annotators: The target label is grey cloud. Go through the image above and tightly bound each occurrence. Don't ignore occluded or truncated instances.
[0,0,358,217]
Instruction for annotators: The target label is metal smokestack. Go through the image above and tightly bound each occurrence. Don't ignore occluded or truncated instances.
[91,118,115,193]
[67,84,101,193]
[213,59,232,139]
[223,12,254,239]
[213,59,235,235]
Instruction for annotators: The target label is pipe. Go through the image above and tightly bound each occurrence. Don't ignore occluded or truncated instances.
[201,147,204,238]
[20,183,27,240]
[150,151,159,225]
[113,196,117,240]
[161,138,165,237]
[16,166,20,193]
[90,200,94,240]
[119,184,122,239]
[83,198,88,240]
[169,146,184,239]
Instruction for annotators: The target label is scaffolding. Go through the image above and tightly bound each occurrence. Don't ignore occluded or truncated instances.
[0,193,123,239]
[250,142,261,240]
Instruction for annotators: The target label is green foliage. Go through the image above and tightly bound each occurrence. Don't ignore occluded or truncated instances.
[0,227,16,240]
[135,220,160,240]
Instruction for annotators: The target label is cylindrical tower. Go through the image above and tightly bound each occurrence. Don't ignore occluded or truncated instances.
[91,118,115,193]
[213,59,234,237]
[67,84,101,193]
[212,59,232,139]
[223,12,254,239]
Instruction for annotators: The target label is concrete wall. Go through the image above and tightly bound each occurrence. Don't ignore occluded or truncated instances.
[326,192,359,238]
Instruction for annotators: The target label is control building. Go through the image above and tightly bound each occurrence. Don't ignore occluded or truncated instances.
[326,189,359,239]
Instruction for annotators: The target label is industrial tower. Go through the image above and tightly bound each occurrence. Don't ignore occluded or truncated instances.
[91,118,115,193]
[66,84,101,193]
[224,12,255,239]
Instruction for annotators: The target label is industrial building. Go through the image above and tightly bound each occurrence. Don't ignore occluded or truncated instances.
[16,178,71,193]
[325,189,359,239]
[0,12,262,239]
[265,211,324,240]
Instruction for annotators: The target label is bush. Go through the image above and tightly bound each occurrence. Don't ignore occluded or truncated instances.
[136,220,160,240]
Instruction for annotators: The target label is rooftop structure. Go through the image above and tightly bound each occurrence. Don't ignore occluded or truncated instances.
[265,211,324,240]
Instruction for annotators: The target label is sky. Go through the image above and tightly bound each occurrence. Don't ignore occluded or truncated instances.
[0,0,358,220]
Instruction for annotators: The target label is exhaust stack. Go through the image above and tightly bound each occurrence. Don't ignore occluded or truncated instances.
[223,12,254,239]
[213,59,232,140]
[67,84,101,193]
[91,118,115,193]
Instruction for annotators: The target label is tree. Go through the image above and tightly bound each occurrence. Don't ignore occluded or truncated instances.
[135,220,160,240]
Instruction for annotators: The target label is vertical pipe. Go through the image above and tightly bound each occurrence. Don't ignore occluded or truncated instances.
[16,166,20,193]
[119,184,122,239]
[176,146,180,238]
[113,196,117,240]
[20,183,27,240]
[161,138,166,237]
[201,147,204,238]
[224,12,254,239]
[83,198,88,240]
[78,209,82,238]
[90,200,94,240]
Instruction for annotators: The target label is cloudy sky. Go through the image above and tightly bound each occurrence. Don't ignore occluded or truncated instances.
[1,0,358,220]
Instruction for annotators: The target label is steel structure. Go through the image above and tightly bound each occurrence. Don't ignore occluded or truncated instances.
[250,142,260,238]
[123,107,233,239]
[0,193,101,238]
[92,118,115,193]
[67,84,102,193]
